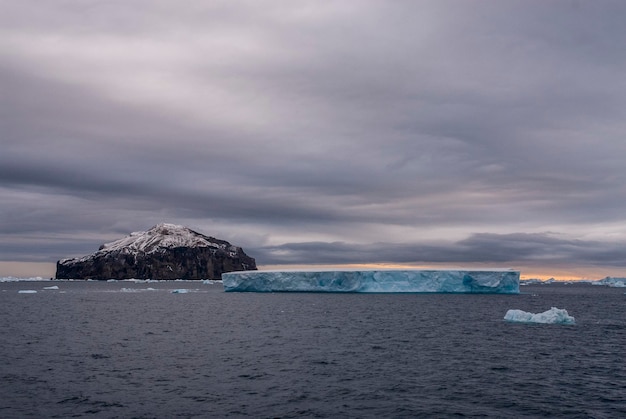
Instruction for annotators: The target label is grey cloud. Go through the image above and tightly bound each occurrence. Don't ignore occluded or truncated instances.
[255,232,626,267]
[2,1,626,275]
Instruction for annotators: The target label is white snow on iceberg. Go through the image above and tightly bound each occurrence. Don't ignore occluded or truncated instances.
[504,307,575,324]
[223,269,520,293]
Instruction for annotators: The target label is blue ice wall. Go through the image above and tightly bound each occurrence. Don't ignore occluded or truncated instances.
[223,269,520,293]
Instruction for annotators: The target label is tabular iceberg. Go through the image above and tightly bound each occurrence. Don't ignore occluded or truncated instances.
[222,269,520,293]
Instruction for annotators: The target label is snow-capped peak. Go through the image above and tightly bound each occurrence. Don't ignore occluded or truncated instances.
[97,223,233,255]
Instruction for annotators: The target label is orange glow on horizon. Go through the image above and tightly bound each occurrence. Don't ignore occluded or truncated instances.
[259,263,620,281]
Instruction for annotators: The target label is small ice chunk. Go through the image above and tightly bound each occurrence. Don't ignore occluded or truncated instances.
[43,286,60,290]
[120,287,159,292]
[171,289,189,294]
[18,290,37,294]
[202,279,221,285]
[504,307,575,324]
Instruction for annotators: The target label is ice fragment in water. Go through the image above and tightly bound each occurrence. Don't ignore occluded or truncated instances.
[223,269,519,293]
[202,279,220,285]
[171,289,189,293]
[43,286,59,290]
[18,290,37,294]
[504,307,575,324]
[120,287,158,292]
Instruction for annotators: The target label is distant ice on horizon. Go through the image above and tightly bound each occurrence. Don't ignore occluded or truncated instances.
[592,277,626,287]
[1,277,48,282]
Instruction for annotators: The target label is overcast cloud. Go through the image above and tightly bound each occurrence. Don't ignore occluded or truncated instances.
[2,0,626,278]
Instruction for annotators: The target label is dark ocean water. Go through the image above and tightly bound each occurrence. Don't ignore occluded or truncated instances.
[1,281,625,418]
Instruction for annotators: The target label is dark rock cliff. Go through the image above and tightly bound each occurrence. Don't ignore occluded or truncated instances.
[56,223,256,280]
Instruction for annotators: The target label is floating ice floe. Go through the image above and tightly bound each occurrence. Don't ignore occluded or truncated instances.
[171,289,190,293]
[120,287,158,292]
[18,290,37,294]
[43,286,59,290]
[504,307,575,324]
[202,279,221,285]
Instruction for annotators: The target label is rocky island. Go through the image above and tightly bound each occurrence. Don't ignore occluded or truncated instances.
[56,223,256,280]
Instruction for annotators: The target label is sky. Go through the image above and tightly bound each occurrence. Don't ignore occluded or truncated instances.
[2,0,626,280]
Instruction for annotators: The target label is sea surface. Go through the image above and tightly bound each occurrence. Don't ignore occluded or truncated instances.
[1,281,625,418]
